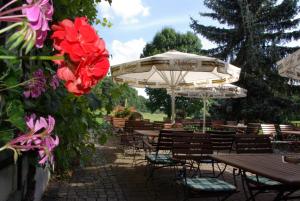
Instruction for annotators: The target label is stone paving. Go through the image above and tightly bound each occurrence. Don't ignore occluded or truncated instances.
[43,136,290,201]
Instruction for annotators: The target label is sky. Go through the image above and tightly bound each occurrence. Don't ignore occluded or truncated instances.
[96,0,300,97]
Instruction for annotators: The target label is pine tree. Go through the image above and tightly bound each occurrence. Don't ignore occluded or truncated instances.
[191,0,300,122]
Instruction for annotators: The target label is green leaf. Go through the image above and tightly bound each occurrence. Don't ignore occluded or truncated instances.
[98,134,107,145]
[0,129,14,144]
[85,93,102,110]
[6,100,26,131]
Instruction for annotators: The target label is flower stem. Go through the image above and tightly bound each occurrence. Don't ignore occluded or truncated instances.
[0,0,18,12]
[0,5,30,17]
[0,22,22,34]
[0,15,26,21]
[0,79,33,92]
[0,55,64,60]
[0,145,7,152]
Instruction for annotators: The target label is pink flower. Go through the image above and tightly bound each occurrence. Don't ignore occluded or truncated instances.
[22,0,53,47]
[4,114,59,165]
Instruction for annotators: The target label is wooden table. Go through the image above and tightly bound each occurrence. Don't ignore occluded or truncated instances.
[133,129,185,137]
[281,130,300,136]
[212,154,300,185]
[220,124,247,130]
[134,130,159,137]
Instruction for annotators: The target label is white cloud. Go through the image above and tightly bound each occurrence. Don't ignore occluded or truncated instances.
[110,38,148,98]
[98,0,149,24]
[197,34,217,50]
[118,16,187,31]
[110,38,146,65]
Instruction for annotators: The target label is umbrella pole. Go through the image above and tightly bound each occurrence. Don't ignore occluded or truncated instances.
[203,98,206,133]
[171,89,176,124]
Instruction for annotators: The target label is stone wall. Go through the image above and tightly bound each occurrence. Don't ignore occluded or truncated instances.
[0,151,50,201]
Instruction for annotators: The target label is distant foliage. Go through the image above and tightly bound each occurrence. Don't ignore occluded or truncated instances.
[94,77,149,114]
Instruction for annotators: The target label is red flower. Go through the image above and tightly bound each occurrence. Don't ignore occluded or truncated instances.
[51,17,110,95]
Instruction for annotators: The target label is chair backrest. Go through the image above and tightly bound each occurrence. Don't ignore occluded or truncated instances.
[125,120,153,133]
[211,120,225,129]
[261,124,277,137]
[226,121,237,125]
[245,123,260,135]
[172,133,212,161]
[279,124,294,132]
[235,135,273,154]
[156,130,193,152]
[207,130,235,152]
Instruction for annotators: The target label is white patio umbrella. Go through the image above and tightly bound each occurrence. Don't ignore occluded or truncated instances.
[111,50,241,123]
[168,84,247,132]
[277,49,300,80]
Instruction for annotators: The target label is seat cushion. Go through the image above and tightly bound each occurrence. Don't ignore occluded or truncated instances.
[247,175,281,186]
[184,177,236,192]
[145,153,174,164]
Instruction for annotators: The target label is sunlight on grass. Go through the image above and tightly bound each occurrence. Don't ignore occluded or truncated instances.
[142,112,167,122]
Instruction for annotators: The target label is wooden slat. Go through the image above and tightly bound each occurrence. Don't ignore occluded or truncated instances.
[235,135,273,154]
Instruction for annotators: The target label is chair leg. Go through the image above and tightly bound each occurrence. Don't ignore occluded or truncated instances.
[212,161,216,176]
[242,172,256,201]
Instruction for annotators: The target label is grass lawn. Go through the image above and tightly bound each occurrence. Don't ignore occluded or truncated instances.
[142,112,167,122]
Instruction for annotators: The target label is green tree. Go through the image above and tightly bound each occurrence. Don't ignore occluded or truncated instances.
[191,0,300,123]
[142,28,205,118]
[54,0,111,22]
[94,77,149,114]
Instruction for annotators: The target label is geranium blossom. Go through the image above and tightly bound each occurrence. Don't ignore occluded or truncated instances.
[51,17,110,95]
[1,114,59,165]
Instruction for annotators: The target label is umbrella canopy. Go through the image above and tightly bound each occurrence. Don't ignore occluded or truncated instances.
[277,49,300,80]
[168,84,247,132]
[111,50,241,122]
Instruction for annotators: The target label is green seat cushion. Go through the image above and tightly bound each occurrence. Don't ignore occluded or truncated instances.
[247,175,281,186]
[145,153,174,164]
[184,177,236,192]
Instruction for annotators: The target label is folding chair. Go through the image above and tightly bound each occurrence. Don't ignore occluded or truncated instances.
[145,130,192,181]
[174,134,237,201]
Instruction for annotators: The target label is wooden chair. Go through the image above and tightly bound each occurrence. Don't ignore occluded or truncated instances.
[172,133,237,201]
[145,130,193,180]
[235,135,273,154]
[153,121,165,130]
[207,130,236,153]
[279,124,296,139]
[204,130,236,177]
[211,120,225,129]
[226,121,237,125]
[112,117,126,132]
[236,123,261,135]
[245,123,260,135]
[235,135,283,201]
[260,124,277,139]
[278,124,300,152]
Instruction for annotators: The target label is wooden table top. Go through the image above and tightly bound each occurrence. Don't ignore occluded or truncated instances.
[134,128,186,137]
[281,130,300,136]
[134,130,160,137]
[212,154,300,185]
[220,124,247,129]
